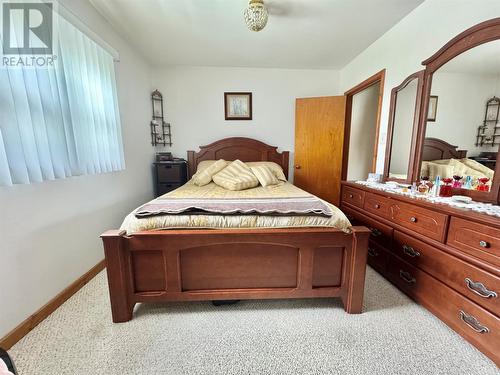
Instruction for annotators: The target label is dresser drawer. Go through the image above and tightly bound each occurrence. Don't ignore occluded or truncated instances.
[363,192,391,219]
[340,204,359,225]
[387,255,500,365]
[341,206,393,249]
[388,200,448,242]
[341,186,365,208]
[393,230,500,315]
[156,163,185,183]
[367,241,390,275]
[447,217,500,267]
[157,183,182,196]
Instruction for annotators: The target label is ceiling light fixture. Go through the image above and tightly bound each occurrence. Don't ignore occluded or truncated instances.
[244,0,269,32]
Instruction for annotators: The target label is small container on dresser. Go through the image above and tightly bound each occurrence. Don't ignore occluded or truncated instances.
[153,159,187,197]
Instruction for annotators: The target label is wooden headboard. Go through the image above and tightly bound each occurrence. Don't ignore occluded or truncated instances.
[422,137,467,161]
[187,137,290,179]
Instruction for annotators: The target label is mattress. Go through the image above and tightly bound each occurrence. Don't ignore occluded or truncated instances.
[120,180,351,234]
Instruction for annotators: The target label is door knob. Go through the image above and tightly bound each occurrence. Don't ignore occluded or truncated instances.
[295,165,301,169]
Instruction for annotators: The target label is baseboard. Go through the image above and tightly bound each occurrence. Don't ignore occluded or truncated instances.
[0,259,106,350]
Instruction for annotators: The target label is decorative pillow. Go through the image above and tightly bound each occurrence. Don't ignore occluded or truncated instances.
[195,160,218,173]
[446,159,470,176]
[192,159,227,186]
[460,158,495,179]
[420,161,430,178]
[426,162,454,180]
[245,161,287,181]
[212,160,259,191]
[251,165,279,187]
[429,158,451,165]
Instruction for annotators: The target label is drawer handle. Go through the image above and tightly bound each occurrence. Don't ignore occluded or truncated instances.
[479,240,490,248]
[399,270,416,284]
[465,278,498,299]
[367,247,378,257]
[349,194,354,198]
[409,216,417,223]
[459,310,489,334]
[402,245,421,258]
[374,204,380,209]
[369,228,382,237]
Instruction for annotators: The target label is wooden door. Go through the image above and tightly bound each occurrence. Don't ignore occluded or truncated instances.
[294,96,346,205]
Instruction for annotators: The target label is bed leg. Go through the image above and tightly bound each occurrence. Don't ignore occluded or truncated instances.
[101,230,134,323]
[342,226,370,314]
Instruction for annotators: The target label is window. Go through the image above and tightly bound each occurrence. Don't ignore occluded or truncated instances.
[0,11,124,186]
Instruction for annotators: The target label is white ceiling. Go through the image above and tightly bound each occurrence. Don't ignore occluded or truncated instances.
[89,0,424,69]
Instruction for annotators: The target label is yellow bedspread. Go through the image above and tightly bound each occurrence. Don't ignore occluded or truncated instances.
[120,180,351,233]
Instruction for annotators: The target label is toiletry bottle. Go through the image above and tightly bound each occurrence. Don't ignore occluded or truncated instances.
[463,176,473,190]
[418,176,430,194]
[440,178,453,197]
[477,177,490,192]
[431,176,441,196]
[411,182,417,194]
[452,175,462,188]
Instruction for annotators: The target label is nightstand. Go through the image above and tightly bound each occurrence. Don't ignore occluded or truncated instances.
[153,159,188,197]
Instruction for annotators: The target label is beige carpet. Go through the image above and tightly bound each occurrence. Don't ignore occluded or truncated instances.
[10,267,499,374]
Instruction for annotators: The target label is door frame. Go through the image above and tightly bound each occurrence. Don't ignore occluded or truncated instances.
[342,69,385,180]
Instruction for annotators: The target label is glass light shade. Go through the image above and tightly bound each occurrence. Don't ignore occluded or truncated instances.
[244,0,268,32]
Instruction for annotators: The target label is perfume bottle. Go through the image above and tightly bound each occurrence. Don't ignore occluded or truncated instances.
[410,182,417,194]
[418,176,430,194]
[431,176,441,197]
[463,176,473,190]
[452,175,463,189]
[439,178,453,197]
[477,177,490,192]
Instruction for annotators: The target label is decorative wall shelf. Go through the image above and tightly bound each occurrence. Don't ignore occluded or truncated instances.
[150,90,172,147]
[476,96,500,147]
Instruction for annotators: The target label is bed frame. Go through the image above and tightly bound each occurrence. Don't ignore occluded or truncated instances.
[101,137,370,323]
[422,137,467,161]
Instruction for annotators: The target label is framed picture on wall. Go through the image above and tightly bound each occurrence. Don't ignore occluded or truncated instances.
[224,92,252,120]
[427,95,438,122]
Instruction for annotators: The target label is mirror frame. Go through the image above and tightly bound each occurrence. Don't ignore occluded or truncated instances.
[414,17,500,203]
[383,70,424,184]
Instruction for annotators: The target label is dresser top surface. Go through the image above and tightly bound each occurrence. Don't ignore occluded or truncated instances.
[342,181,500,229]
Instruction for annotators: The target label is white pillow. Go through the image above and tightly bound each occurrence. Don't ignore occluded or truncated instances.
[213,160,259,191]
[192,159,227,186]
[251,165,279,187]
[245,161,287,181]
[195,160,218,173]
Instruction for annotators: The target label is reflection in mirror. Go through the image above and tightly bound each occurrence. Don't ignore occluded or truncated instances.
[388,78,420,180]
[423,40,500,193]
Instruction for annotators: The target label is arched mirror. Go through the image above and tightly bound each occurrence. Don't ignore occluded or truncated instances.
[384,71,424,183]
[416,18,500,203]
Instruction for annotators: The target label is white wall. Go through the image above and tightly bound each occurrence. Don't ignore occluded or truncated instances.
[339,0,500,174]
[347,83,380,180]
[153,66,340,179]
[427,71,500,157]
[0,0,153,338]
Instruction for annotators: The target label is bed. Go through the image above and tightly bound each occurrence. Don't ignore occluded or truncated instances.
[101,137,370,323]
[421,137,494,181]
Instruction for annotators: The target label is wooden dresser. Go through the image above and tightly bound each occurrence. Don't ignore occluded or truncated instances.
[341,181,500,365]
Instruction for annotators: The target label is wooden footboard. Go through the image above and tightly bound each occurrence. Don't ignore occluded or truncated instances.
[101,227,370,323]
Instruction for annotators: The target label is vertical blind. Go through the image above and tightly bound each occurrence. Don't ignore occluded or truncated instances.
[0,14,124,186]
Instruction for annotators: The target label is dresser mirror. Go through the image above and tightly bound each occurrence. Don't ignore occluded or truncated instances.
[384,71,424,183]
[415,18,500,203]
